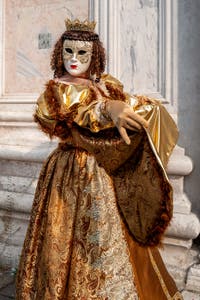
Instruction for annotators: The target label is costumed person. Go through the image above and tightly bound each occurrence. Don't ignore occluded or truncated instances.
[16,19,183,300]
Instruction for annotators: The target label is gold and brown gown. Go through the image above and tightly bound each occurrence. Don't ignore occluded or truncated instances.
[16,74,183,300]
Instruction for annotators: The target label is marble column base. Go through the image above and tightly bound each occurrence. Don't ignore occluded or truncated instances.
[182,290,200,300]
[186,263,200,293]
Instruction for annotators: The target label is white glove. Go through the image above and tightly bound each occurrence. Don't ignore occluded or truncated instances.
[105,100,148,145]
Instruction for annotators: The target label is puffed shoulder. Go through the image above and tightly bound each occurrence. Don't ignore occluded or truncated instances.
[36,79,93,120]
[101,74,124,91]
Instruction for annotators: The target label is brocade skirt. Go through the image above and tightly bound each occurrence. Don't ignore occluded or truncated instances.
[16,145,182,300]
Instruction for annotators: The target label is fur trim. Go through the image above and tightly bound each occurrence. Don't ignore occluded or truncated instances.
[112,134,173,248]
[44,80,65,120]
[34,112,71,139]
[105,82,126,102]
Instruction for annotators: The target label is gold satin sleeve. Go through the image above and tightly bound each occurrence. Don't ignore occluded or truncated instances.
[74,91,178,168]
[36,82,90,117]
[129,95,179,167]
[74,100,114,132]
[34,81,91,134]
[35,93,57,132]
[35,76,123,134]
[35,79,178,167]
[74,74,124,132]
[100,75,178,166]
[74,74,124,131]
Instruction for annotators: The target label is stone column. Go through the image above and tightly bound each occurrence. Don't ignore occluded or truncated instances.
[162,146,200,290]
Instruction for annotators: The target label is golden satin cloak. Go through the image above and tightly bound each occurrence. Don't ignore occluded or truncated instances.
[34,74,179,247]
[35,74,178,168]
[16,74,182,300]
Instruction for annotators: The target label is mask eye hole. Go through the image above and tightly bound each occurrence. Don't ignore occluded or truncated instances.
[65,48,73,54]
[78,50,87,55]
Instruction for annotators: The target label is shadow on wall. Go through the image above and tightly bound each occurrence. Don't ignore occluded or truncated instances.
[177,0,200,220]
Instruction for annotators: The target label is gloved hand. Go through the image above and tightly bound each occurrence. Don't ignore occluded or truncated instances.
[105,100,148,145]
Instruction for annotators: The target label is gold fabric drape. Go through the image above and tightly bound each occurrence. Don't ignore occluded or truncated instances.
[16,74,182,300]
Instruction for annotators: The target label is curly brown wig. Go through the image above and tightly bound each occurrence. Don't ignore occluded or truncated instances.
[50,30,106,81]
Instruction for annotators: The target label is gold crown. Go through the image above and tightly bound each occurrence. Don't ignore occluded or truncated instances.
[65,18,96,32]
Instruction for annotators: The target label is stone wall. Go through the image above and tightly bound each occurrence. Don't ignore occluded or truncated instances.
[4,0,88,94]
[177,0,200,219]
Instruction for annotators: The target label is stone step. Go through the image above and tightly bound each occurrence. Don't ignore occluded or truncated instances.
[161,246,200,291]
[0,270,15,290]
[0,242,23,269]
[161,243,199,271]
[186,264,200,293]
[182,290,200,299]
[0,210,30,269]
[0,100,36,122]
[0,190,33,213]
[0,159,42,178]
[164,236,192,249]
[0,278,15,300]
[166,212,200,240]
[0,143,55,162]
[0,210,29,247]
[0,175,37,195]
[0,122,49,146]
[166,264,187,290]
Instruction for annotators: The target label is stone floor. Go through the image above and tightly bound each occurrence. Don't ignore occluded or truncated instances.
[0,270,15,300]
[0,282,15,300]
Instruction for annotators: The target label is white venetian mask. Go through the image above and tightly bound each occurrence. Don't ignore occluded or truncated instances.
[62,39,93,77]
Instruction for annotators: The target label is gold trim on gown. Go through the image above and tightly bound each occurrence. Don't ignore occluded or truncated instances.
[15,74,183,300]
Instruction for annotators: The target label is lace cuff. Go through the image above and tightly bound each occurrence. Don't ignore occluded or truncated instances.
[95,100,113,124]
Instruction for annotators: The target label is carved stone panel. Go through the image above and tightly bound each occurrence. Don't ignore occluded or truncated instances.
[90,0,178,111]
[120,0,158,95]
[3,0,88,95]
